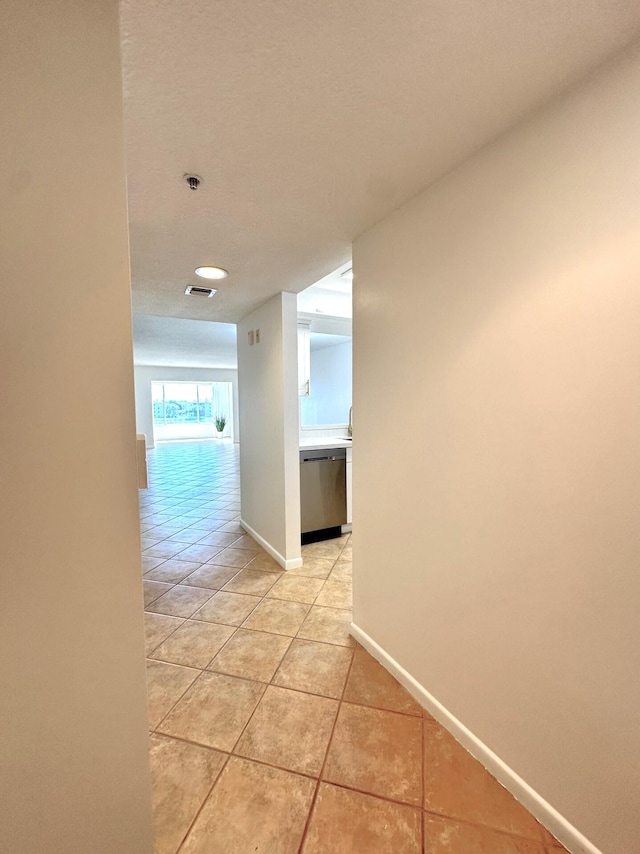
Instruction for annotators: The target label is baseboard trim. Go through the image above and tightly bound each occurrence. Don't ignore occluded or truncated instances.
[349,622,602,854]
[239,519,303,571]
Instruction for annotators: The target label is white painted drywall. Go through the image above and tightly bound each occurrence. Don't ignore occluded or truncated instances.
[134,365,239,447]
[353,43,640,854]
[300,340,352,427]
[0,2,153,852]
[237,294,302,568]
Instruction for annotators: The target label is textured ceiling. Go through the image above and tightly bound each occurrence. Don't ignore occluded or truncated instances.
[133,315,237,368]
[121,0,640,326]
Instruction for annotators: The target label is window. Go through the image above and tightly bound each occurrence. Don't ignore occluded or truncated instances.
[151,381,233,441]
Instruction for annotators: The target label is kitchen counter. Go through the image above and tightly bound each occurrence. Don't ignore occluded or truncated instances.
[299,437,352,451]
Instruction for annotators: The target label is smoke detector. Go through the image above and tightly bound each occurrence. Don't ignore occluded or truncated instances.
[184,173,202,191]
[185,285,216,298]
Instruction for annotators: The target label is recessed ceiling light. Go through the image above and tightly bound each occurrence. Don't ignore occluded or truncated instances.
[340,268,353,281]
[195,266,228,280]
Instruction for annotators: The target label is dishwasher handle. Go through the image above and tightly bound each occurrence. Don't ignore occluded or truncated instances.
[301,454,341,463]
[299,447,347,464]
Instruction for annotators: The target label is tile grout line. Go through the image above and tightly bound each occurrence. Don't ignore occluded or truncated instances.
[295,623,357,853]
[173,751,232,854]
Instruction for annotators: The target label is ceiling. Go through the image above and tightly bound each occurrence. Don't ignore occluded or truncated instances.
[121,0,640,332]
[133,315,237,368]
[297,263,352,320]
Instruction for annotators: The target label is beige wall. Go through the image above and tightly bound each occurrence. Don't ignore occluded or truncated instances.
[237,293,302,568]
[0,2,153,852]
[352,43,640,854]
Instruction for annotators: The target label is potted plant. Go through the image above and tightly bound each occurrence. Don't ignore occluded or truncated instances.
[214,414,227,437]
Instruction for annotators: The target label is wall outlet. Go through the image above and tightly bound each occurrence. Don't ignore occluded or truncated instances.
[248,330,254,346]
[255,328,260,344]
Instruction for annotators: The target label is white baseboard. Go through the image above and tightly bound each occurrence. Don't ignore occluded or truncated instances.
[239,519,303,570]
[349,622,602,854]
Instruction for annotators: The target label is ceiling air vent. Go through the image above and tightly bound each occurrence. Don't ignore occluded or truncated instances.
[185,285,217,298]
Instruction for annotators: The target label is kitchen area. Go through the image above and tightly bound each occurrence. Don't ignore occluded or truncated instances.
[297,264,353,546]
[236,266,352,570]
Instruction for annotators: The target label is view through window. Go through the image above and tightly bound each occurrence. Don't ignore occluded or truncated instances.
[152,381,233,441]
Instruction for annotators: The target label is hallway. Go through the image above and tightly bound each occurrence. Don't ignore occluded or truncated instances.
[142,440,566,853]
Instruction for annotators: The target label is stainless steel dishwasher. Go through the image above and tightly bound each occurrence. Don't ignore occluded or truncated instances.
[300,447,347,543]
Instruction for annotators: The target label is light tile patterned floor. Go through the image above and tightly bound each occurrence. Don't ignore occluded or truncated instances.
[141,440,568,854]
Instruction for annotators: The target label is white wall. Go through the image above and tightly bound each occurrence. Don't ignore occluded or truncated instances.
[353,43,640,854]
[134,365,239,447]
[300,340,352,427]
[0,2,153,852]
[237,294,302,568]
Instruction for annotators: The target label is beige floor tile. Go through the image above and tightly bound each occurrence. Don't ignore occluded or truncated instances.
[143,579,173,607]
[180,757,315,854]
[301,540,346,561]
[149,733,227,854]
[242,598,311,636]
[218,520,244,533]
[160,534,202,547]
[343,646,423,716]
[142,555,167,572]
[144,559,203,584]
[181,563,240,590]
[273,638,353,699]
[146,659,200,729]
[328,559,352,583]
[140,535,163,549]
[222,568,278,596]
[145,584,215,618]
[315,578,352,609]
[175,543,224,563]
[196,530,243,548]
[267,574,325,604]
[144,612,184,656]
[144,512,179,525]
[158,671,265,751]
[228,534,261,551]
[297,605,355,647]
[323,702,423,805]
[181,522,217,535]
[245,552,285,573]
[162,531,202,551]
[208,628,291,682]
[423,720,544,841]
[207,510,238,523]
[150,620,235,669]
[146,523,189,539]
[302,783,422,854]
[340,543,353,561]
[287,557,335,579]
[210,547,256,568]
[424,814,546,853]
[193,590,261,626]
[144,541,187,559]
[235,685,338,776]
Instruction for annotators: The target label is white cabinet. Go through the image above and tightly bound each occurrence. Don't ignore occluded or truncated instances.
[297,322,311,396]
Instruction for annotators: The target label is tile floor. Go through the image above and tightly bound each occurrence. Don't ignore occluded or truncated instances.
[141,440,568,854]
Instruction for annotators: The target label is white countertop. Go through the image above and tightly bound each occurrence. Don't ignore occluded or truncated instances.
[299,437,352,451]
